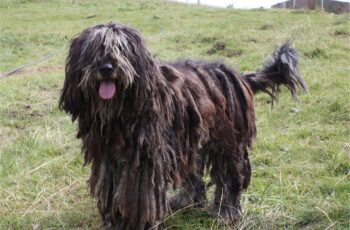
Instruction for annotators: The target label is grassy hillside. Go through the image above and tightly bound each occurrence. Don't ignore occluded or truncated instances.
[0,0,349,229]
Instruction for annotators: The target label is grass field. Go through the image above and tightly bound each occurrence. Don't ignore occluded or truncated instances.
[0,0,349,229]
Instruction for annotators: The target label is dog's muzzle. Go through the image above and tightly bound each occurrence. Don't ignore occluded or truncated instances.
[98,62,116,100]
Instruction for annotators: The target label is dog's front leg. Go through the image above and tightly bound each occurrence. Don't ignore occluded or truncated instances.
[92,156,169,230]
[90,158,123,229]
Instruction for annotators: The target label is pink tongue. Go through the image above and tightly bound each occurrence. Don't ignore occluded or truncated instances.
[99,80,116,100]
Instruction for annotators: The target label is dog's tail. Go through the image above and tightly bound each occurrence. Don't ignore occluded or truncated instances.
[243,42,307,101]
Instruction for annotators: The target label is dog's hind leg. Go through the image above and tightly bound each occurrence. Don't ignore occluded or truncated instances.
[208,149,251,224]
[169,153,207,211]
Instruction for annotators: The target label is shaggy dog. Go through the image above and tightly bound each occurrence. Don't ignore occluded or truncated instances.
[59,22,307,229]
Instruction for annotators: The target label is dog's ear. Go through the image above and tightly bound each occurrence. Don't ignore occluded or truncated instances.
[59,36,86,122]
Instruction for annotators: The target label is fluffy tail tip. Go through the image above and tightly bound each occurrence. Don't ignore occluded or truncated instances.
[245,42,308,101]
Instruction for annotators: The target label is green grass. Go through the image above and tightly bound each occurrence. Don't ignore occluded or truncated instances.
[0,0,349,229]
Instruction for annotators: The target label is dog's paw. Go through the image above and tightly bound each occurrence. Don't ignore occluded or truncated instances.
[102,220,112,230]
[169,190,206,211]
[208,205,241,225]
[169,191,194,211]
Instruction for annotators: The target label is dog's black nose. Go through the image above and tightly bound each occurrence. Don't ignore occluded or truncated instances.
[98,63,113,75]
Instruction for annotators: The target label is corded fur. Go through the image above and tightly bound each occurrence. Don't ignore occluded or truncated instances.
[59,23,306,230]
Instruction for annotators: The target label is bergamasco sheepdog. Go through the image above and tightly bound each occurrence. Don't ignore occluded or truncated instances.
[59,22,307,229]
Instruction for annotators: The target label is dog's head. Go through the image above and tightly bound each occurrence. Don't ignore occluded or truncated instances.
[59,22,157,121]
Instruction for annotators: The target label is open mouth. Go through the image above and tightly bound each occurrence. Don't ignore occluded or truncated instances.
[98,80,116,100]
